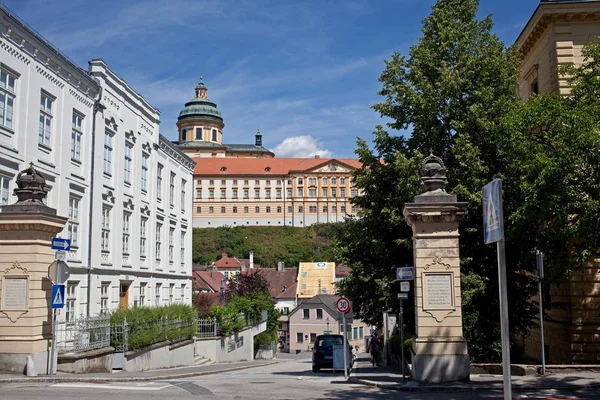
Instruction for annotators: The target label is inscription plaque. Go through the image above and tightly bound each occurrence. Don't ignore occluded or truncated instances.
[423,273,453,309]
[1,277,29,310]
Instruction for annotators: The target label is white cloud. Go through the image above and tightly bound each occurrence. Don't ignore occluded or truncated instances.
[271,136,333,158]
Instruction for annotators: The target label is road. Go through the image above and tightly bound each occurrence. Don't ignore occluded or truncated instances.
[0,355,597,400]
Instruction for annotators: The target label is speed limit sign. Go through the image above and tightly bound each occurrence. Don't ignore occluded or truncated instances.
[336,297,351,313]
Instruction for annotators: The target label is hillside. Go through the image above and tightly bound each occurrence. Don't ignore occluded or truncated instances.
[192,223,343,268]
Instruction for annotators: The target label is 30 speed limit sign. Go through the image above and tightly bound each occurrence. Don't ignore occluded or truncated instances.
[336,297,351,313]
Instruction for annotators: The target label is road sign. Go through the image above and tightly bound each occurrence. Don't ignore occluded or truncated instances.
[48,260,70,284]
[482,179,504,244]
[397,292,409,300]
[55,250,66,261]
[400,281,410,292]
[51,238,71,251]
[336,297,351,313]
[51,284,65,309]
[370,328,375,335]
[396,267,414,281]
[324,330,332,334]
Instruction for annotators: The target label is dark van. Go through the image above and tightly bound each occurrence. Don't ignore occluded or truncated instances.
[311,334,352,372]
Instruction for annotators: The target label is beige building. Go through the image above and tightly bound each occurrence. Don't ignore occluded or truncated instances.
[516,0,600,364]
[297,262,337,300]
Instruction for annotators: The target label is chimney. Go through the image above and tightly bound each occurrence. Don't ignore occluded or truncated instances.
[250,251,254,269]
[277,262,285,272]
[221,252,228,258]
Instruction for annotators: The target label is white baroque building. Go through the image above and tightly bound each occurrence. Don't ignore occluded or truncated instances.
[0,6,194,319]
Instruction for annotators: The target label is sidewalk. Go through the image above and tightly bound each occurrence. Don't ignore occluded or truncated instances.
[0,359,279,384]
[348,357,600,392]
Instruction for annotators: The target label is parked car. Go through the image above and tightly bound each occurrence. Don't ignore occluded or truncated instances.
[312,334,354,372]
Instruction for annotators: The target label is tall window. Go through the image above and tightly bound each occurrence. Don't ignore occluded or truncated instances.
[195,127,202,140]
[157,164,163,200]
[122,212,131,255]
[66,282,77,322]
[309,188,316,198]
[155,283,161,305]
[212,129,217,141]
[254,189,260,198]
[297,333,303,343]
[322,188,328,197]
[181,284,186,302]
[196,189,202,199]
[351,189,359,197]
[316,309,323,319]
[332,189,337,198]
[139,283,146,306]
[255,206,260,213]
[101,206,111,252]
[103,130,113,175]
[276,189,281,199]
[39,92,54,146]
[331,178,337,185]
[68,196,80,247]
[155,223,162,260]
[124,143,132,184]
[141,153,149,192]
[180,231,186,267]
[244,206,248,213]
[169,227,174,263]
[100,282,109,314]
[140,217,147,258]
[169,284,175,304]
[303,309,309,319]
[232,189,238,199]
[287,189,292,198]
[0,174,10,205]
[322,177,327,185]
[0,68,16,129]
[209,189,214,198]
[181,179,186,210]
[340,189,346,198]
[169,172,175,206]
[71,112,83,160]
[221,189,226,199]
[297,188,303,197]
[266,189,271,199]
[243,189,249,199]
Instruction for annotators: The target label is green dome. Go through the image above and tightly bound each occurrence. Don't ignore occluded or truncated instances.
[178,77,224,123]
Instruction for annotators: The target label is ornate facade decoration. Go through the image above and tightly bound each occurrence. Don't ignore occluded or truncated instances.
[12,163,50,204]
[419,153,448,194]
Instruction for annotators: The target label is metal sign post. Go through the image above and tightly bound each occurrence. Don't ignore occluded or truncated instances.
[49,284,65,375]
[483,179,512,400]
[536,250,546,376]
[336,297,351,379]
[397,293,406,381]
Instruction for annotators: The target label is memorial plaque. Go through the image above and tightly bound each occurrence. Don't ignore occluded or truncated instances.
[423,273,453,310]
[1,277,29,310]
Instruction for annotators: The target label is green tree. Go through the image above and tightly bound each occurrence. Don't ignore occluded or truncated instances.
[336,0,531,361]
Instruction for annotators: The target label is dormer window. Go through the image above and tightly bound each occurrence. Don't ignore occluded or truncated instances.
[265,167,271,172]
[220,166,227,172]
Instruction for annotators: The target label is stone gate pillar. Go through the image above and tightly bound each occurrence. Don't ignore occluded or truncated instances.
[0,164,67,375]
[403,154,469,383]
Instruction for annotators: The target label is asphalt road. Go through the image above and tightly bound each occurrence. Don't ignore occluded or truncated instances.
[0,355,597,400]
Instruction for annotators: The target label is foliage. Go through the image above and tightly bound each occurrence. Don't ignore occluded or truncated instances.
[192,224,342,267]
[226,270,270,301]
[389,333,415,365]
[110,304,198,351]
[334,0,535,362]
[192,292,219,317]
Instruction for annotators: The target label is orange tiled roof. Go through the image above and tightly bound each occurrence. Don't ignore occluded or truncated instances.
[193,157,363,176]
[193,270,225,292]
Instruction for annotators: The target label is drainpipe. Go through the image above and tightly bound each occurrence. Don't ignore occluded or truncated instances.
[86,81,105,317]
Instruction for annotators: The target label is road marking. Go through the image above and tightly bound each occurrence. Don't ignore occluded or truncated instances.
[52,383,170,391]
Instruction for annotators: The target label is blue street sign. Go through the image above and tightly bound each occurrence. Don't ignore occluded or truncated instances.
[51,237,71,251]
[482,179,504,244]
[396,267,414,281]
[51,284,65,309]
[370,328,375,335]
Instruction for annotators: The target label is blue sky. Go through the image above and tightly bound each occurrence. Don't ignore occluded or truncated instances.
[4,0,539,158]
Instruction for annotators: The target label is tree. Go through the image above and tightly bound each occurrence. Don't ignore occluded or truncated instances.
[336,0,531,361]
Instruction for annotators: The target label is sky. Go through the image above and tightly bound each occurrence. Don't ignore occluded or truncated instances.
[3,0,540,158]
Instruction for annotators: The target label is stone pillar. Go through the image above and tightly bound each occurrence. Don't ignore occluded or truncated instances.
[0,164,67,375]
[403,154,469,383]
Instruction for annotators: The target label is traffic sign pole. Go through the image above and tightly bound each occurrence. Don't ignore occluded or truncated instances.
[342,312,348,380]
[400,297,405,381]
[49,309,57,375]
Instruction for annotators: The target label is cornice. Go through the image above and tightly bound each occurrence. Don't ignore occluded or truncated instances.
[402,202,467,227]
[159,136,195,171]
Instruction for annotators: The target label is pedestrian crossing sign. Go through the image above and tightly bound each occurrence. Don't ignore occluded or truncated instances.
[51,284,65,309]
[482,179,504,244]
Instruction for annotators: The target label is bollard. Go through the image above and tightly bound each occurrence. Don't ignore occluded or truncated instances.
[26,355,37,377]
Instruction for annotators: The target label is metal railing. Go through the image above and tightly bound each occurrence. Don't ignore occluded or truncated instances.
[197,316,218,337]
[55,315,111,354]
[111,316,197,353]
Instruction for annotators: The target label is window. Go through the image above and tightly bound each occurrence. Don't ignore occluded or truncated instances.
[122,212,131,255]
[180,231,186,266]
[351,189,359,197]
[233,180,238,185]
[169,227,174,263]
[233,206,237,213]
[141,153,149,192]
[308,178,316,185]
[0,174,11,205]
[101,206,111,252]
[255,180,260,185]
[244,207,249,213]
[66,282,77,322]
[196,189,202,199]
[287,206,292,213]
[303,309,310,319]
[255,206,260,213]
[103,130,113,175]
[316,309,323,319]
[322,178,327,185]
[297,188,303,197]
[340,189,346,198]
[221,179,226,185]
[212,129,217,141]
[266,206,271,213]
[351,206,357,213]
[309,206,317,213]
[276,189,281,199]
[353,327,358,340]
[100,282,109,314]
[266,180,270,185]
[195,127,202,140]
[297,333,303,343]
[332,206,337,212]
[341,206,346,213]
[298,206,303,212]
[277,180,282,185]
[196,207,201,213]
[156,223,162,260]
[309,189,316,197]
[287,189,292,198]
[209,189,215,199]
[221,189,226,199]
[169,173,175,206]
[139,283,147,306]
[244,180,249,185]
[140,217,147,258]
[323,206,328,213]
[124,143,132,184]
[221,206,226,213]
[232,189,238,199]
[71,112,83,161]
[243,189,249,199]
[359,326,364,339]
[209,206,214,213]
[310,333,317,343]
[297,178,303,185]
[181,179,187,211]
[332,178,337,185]
[531,80,539,95]
[181,284,186,302]
[169,284,175,304]
[340,178,346,185]
[209,179,214,185]
[254,189,260,198]
[322,188,328,197]
[277,206,281,213]
[287,179,292,185]
[180,128,186,141]
[38,92,53,146]
[332,189,337,198]
[155,283,161,306]
[68,196,80,247]
[224,271,229,279]
[157,164,163,200]
[0,68,16,129]
[266,189,271,199]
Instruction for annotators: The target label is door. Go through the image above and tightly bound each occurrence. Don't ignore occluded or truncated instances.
[119,283,130,309]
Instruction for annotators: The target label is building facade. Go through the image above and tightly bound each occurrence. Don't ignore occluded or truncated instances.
[191,157,362,228]
[0,6,195,320]
[296,262,337,301]
[515,0,600,364]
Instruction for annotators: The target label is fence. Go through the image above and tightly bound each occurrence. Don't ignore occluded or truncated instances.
[111,316,198,353]
[197,316,218,337]
[55,315,111,354]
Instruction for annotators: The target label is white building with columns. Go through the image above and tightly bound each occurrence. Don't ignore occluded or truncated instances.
[0,5,194,320]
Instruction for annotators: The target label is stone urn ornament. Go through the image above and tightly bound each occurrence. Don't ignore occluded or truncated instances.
[13,163,49,204]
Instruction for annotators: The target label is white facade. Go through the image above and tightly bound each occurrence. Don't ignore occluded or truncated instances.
[0,7,195,320]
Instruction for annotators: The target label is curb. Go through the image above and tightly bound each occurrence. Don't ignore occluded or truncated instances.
[0,360,279,384]
[347,377,600,392]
